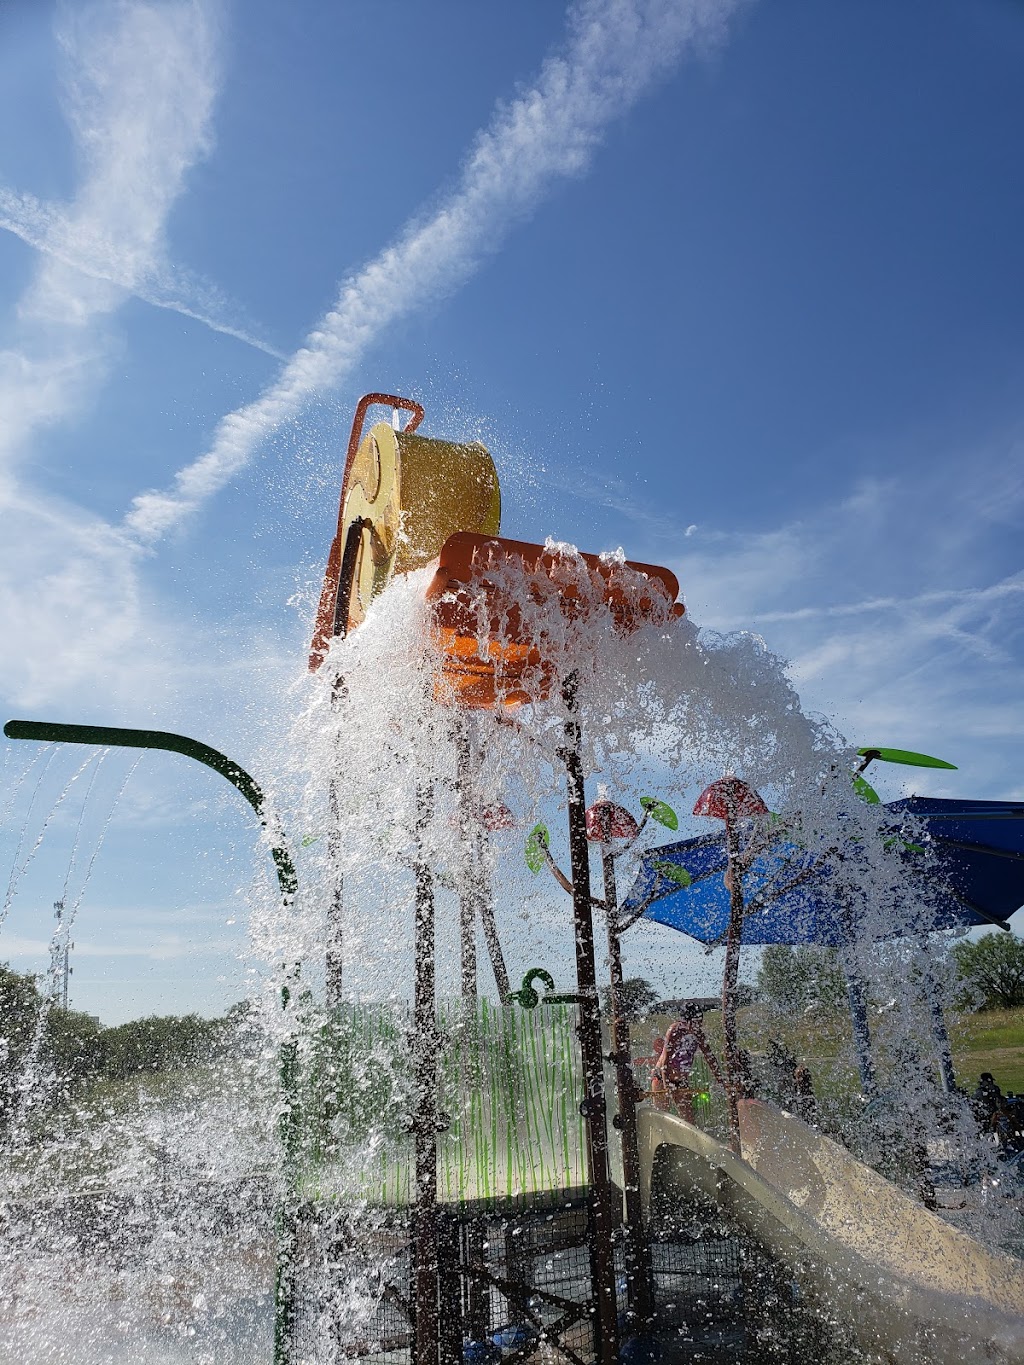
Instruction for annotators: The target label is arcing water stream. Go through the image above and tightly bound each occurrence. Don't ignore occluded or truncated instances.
[2,408,1023,1363]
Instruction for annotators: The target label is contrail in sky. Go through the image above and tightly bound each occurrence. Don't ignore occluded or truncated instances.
[0,187,284,359]
[0,1,224,709]
[124,0,746,540]
[0,0,220,480]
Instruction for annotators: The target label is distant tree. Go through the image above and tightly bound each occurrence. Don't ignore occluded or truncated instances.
[98,1013,224,1080]
[951,932,1024,1011]
[756,945,847,1015]
[39,1003,103,1090]
[601,977,659,1021]
[734,980,759,1008]
[1,973,262,1131]
[221,998,265,1057]
[0,963,103,1131]
[0,964,42,1133]
[224,999,254,1027]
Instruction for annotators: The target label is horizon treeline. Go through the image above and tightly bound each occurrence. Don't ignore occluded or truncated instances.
[0,963,260,1134]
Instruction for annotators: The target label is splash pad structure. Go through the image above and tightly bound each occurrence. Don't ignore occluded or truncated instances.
[5,392,1024,1364]
[302,396,689,1364]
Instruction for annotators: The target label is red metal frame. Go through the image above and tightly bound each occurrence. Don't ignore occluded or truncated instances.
[309,393,425,670]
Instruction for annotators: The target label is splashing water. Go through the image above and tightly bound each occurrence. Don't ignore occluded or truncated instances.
[2,538,1020,1362]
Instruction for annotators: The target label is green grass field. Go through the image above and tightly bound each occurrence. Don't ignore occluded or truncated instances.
[10,1000,1023,1206]
[947,1007,1024,1094]
[638,1004,1024,1113]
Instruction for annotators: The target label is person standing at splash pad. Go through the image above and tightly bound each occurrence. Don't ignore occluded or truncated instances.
[651,1002,726,1123]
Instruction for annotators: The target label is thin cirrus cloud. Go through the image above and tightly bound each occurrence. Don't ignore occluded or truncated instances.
[123,0,747,541]
[668,446,1024,798]
[0,932,237,961]
[0,185,284,359]
[0,1,226,712]
[0,0,220,477]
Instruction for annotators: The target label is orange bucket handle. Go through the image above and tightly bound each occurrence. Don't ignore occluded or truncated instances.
[310,394,426,669]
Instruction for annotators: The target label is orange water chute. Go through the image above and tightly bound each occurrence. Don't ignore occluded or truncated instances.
[425,531,684,709]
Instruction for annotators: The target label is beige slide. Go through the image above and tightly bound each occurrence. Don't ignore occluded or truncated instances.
[636,1098,1024,1364]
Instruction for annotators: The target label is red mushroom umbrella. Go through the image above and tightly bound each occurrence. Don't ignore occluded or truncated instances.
[585,799,641,843]
[477,801,516,832]
[693,775,769,822]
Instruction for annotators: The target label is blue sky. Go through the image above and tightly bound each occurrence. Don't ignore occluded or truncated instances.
[1,0,1022,1024]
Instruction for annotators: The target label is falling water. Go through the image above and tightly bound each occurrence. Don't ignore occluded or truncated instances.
[1,539,1021,1363]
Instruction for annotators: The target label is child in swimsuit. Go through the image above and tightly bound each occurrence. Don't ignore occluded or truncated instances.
[657,1008,725,1123]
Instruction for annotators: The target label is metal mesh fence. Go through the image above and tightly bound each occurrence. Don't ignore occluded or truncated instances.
[289,1194,599,1364]
[288,1177,867,1364]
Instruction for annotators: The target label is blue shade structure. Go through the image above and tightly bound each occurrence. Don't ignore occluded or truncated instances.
[623,833,843,946]
[885,798,1024,931]
[622,799,1024,1096]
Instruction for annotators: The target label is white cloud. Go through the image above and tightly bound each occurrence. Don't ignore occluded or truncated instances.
[123,0,747,539]
[0,2,249,719]
[0,490,155,711]
[0,482,299,760]
[667,443,1024,799]
[0,186,284,358]
[0,0,220,479]
[0,931,234,960]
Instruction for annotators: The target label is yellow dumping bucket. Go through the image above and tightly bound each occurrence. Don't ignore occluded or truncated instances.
[309,394,500,668]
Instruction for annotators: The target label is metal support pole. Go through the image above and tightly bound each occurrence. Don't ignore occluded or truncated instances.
[600,842,653,1327]
[412,780,439,1365]
[558,676,619,1365]
[919,941,956,1093]
[52,899,71,1008]
[453,721,479,1001]
[465,1214,489,1344]
[841,951,878,1101]
[437,1213,464,1364]
[274,1009,302,1365]
[325,675,349,1010]
[453,717,513,1003]
[721,814,746,1153]
[473,828,513,1004]
[326,782,344,1008]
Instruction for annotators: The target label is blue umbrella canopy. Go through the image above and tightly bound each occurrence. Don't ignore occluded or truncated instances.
[887,797,1024,930]
[621,833,850,946]
[621,798,1023,947]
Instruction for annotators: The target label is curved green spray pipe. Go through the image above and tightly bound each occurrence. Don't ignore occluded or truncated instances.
[4,717,301,1363]
[3,720,297,900]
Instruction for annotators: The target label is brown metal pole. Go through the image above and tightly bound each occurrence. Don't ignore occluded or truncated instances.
[473,841,513,1003]
[412,779,439,1365]
[453,720,479,1001]
[722,811,745,1154]
[600,839,653,1327]
[326,781,344,1008]
[454,715,513,1003]
[325,663,349,1009]
[476,875,512,1003]
[437,1212,464,1364]
[451,720,489,1349]
[558,675,620,1365]
[469,808,513,1003]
